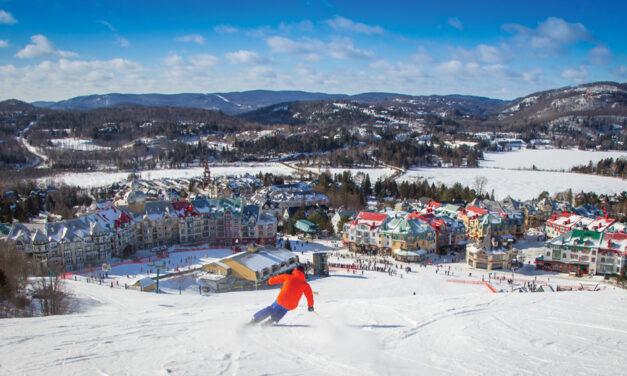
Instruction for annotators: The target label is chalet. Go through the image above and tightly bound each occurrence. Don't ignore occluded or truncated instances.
[379,216,436,254]
[539,229,603,275]
[331,209,356,234]
[7,189,277,271]
[343,211,389,252]
[466,232,516,271]
[294,219,318,234]
[408,212,466,253]
[539,229,627,276]
[199,245,299,291]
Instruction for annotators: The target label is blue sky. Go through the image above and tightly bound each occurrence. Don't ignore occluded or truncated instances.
[0,0,625,101]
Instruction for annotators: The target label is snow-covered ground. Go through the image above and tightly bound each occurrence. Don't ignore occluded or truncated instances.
[481,148,626,170]
[38,163,296,188]
[445,140,478,148]
[1,240,625,375]
[399,168,627,200]
[49,138,111,151]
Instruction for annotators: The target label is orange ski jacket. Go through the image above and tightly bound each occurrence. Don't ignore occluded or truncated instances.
[268,268,314,311]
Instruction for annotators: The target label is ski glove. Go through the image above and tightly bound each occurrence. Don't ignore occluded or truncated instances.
[308,306,314,312]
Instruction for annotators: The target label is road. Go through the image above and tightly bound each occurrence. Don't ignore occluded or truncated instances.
[16,121,48,169]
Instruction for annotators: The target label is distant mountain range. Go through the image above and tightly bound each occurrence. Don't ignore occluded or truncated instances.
[31,90,508,115]
[17,81,627,124]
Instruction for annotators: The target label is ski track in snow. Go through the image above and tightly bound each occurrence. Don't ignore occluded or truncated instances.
[2,263,627,376]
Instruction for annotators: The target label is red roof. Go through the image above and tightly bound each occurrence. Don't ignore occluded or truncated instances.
[605,232,627,241]
[427,201,442,209]
[357,212,388,222]
[466,206,488,216]
[407,212,445,231]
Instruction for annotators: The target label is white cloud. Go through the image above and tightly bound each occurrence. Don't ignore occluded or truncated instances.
[561,65,588,82]
[266,36,373,60]
[279,20,314,33]
[214,25,238,34]
[503,17,591,53]
[521,68,544,83]
[588,45,611,65]
[163,53,218,69]
[96,20,117,32]
[225,50,266,64]
[15,34,77,59]
[448,17,463,31]
[161,53,219,83]
[436,60,463,75]
[613,65,626,78]
[163,53,183,67]
[476,44,503,64]
[0,39,8,48]
[249,65,277,79]
[328,38,374,59]
[0,9,17,25]
[326,16,384,35]
[188,54,219,68]
[0,58,145,100]
[175,34,205,45]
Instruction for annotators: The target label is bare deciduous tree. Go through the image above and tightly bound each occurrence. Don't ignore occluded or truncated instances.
[32,274,70,316]
[473,176,488,197]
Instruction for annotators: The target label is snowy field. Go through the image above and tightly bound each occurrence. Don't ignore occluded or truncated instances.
[399,168,627,200]
[480,148,626,170]
[48,138,111,151]
[38,163,295,188]
[1,248,626,375]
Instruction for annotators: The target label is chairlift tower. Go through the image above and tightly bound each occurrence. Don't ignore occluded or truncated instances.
[148,260,167,294]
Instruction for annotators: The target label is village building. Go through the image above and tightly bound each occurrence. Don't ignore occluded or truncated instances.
[342,211,389,252]
[206,174,262,198]
[331,209,356,234]
[466,230,516,271]
[250,182,330,216]
[294,219,318,235]
[7,189,277,271]
[378,215,436,254]
[198,245,299,292]
[545,212,616,239]
[539,229,603,275]
[407,212,466,253]
[538,229,627,276]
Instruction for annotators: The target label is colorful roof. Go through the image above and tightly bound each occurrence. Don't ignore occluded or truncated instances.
[357,212,388,222]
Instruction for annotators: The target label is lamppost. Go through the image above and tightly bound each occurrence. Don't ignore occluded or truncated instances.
[148,260,167,294]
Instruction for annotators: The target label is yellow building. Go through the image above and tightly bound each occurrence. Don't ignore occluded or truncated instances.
[133,277,157,292]
[203,245,299,283]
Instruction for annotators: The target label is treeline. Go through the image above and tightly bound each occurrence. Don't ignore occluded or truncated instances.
[311,170,480,210]
[30,105,259,145]
[235,131,353,156]
[0,181,93,223]
[371,140,481,169]
[0,138,30,168]
[571,158,627,178]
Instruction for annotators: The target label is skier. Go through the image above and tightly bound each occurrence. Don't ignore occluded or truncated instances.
[251,265,314,325]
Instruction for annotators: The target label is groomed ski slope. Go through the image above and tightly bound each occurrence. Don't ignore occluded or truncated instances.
[1,267,626,375]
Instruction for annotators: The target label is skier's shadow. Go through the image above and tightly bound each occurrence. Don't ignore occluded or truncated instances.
[272,324,312,328]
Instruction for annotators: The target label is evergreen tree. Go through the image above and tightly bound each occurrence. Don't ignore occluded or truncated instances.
[361,174,372,197]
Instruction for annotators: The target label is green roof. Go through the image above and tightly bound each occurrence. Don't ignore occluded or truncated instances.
[571,229,601,239]
[295,219,317,233]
